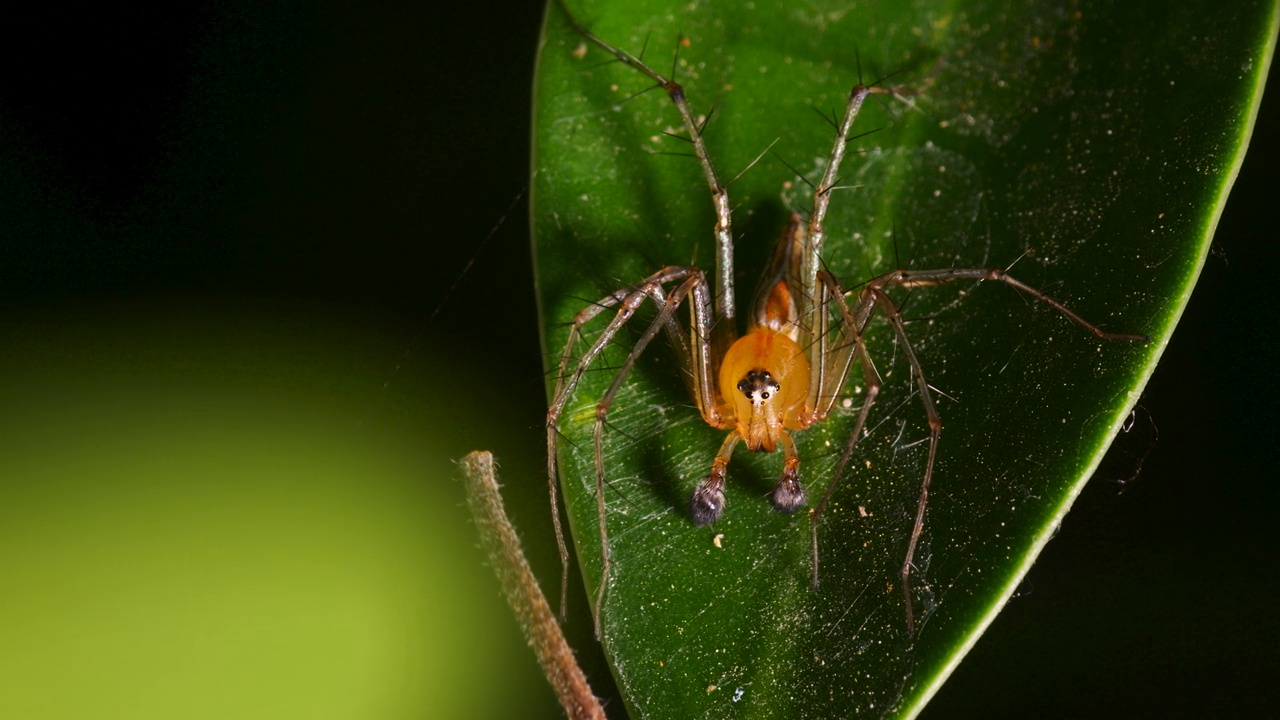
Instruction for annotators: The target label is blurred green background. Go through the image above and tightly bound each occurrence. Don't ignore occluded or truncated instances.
[0,4,562,719]
[0,3,1274,719]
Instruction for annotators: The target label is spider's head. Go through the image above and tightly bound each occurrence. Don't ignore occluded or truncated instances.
[736,369,783,453]
[719,329,810,453]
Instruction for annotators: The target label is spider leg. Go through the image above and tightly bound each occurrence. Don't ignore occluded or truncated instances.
[690,430,741,526]
[863,285,941,636]
[808,271,884,589]
[856,264,1149,633]
[545,285,636,618]
[887,266,1150,342]
[546,267,697,624]
[804,83,895,297]
[557,0,737,324]
[797,79,905,414]
[806,270,864,422]
[771,431,806,513]
[547,266,725,638]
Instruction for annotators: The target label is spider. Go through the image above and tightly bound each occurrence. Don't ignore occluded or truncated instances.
[543,2,1149,638]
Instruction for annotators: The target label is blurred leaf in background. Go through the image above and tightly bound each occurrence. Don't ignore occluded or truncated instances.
[0,4,563,719]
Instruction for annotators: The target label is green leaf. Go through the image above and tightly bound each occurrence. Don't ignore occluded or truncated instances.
[532,0,1277,717]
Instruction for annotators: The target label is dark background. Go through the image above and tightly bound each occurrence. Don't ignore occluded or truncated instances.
[1,3,1274,718]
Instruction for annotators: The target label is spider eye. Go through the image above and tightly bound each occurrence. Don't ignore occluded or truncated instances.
[738,368,781,404]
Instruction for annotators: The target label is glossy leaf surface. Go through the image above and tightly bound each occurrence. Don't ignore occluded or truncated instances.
[532,0,1276,716]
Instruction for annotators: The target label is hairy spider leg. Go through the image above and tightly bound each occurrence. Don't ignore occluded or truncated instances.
[556,0,737,324]
[546,265,722,636]
[810,265,1149,632]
